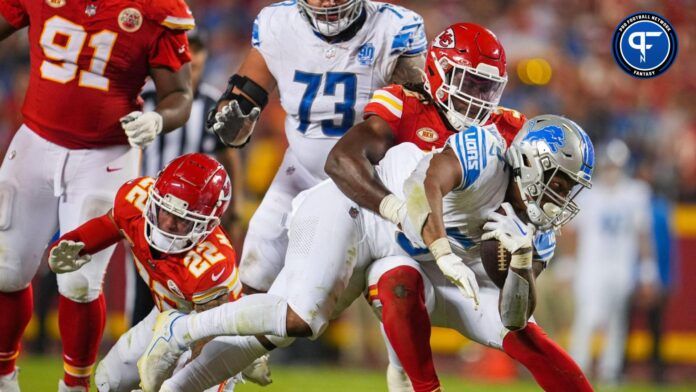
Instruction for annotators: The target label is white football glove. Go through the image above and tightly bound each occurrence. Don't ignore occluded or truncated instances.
[436,253,480,307]
[121,111,163,148]
[481,202,535,254]
[430,238,479,307]
[48,240,92,274]
[213,100,261,147]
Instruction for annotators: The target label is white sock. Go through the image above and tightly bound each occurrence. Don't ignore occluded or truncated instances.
[164,336,269,391]
[174,294,288,344]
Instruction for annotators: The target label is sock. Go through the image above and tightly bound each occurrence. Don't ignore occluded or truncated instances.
[377,266,440,392]
[59,294,106,388]
[503,322,593,392]
[0,286,33,375]
[177,294,288,343]
[164,336,269,391]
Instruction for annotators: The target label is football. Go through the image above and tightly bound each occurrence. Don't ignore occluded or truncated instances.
[480,206,511,289]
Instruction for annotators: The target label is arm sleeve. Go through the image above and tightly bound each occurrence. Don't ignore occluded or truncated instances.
[532,229,556,265]
[52,213,122,256]
[148,29,191,71]
[0,0,28,29]
[445,126,486,191]
[363,86,404,134]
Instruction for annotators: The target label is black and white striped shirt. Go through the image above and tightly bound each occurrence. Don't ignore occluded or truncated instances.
[141,82,224,177]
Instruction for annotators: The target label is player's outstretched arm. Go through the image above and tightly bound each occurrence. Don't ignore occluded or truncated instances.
[0,15,18,41]
[419,149,462,245]
[48,211,123,273]
[209,48,276,147]
[325,115,396,213]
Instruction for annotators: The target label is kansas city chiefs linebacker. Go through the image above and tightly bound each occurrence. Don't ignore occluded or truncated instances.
[326,23,593,392]
[0,0,195,390]
[47,153,269,392]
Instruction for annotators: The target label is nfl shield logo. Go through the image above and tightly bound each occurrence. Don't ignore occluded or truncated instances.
[358,43,375,66]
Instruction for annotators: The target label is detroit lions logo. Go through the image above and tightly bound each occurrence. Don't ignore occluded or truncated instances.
[524,125,565,153]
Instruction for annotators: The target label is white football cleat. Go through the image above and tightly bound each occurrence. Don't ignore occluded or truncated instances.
[0,368,20,392]
[58,380,88,392]
[242,354,272,386]
[137,309,189,392]
[386,363,414,392]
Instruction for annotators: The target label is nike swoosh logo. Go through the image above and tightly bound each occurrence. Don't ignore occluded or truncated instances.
[513,220,527,235]
[106,166,122,172]
[211,267,225,282]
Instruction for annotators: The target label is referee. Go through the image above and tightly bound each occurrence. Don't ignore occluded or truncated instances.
[130,34,243,325]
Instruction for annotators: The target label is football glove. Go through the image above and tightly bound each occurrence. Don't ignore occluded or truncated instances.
[121,111,163,148]
[482,202,535,255]
[430,238,480,307]
[211,100,260,147]
[49,240,92,274]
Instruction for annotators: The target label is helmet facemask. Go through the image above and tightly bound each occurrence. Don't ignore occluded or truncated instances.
[429,54,507,131]
[298,0,364,37]
[509,144,592,231]
[144,189,221,254]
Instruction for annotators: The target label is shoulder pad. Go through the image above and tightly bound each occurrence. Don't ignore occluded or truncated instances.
[141,0,195,31]
[489,107,527,147]
[113,177,155,220]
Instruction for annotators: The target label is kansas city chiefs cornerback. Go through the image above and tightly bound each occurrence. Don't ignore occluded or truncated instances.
[0,0,194,390]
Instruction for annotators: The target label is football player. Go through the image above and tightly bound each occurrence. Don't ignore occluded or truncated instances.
[134,112,595,392]
[208,0,428,296]
[327,24,593,391]
[0,0,195,390]
[46,153,251,392]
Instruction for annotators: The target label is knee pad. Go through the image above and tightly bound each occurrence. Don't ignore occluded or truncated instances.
[264,335,295,348]
[0,250,30,292]
[80,194,113,221]
[95,354,132,392]
[0,182,16,231]
[57,271,102,302]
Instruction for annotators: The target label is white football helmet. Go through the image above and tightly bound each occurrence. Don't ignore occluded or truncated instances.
[507,115,595,230]
[298,0,364,37]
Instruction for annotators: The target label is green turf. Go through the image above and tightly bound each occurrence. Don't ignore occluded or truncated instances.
[16,355,696,391]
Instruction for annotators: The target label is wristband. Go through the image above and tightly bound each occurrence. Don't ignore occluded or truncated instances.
[510,250,532,269]
[379,194,405,225]
[428,237,452,260]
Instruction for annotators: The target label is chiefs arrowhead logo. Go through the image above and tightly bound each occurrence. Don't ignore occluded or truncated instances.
[433,28,455,49]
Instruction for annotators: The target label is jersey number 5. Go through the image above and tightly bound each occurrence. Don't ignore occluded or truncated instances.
[39,16,117,91]
[294,71,357,137]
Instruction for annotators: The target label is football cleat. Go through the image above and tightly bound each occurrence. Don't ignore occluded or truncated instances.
[242,354,272,386]
[0,368,20,392]
[58,380,88,392]
[137,309,189,392]
[386,363,414,392]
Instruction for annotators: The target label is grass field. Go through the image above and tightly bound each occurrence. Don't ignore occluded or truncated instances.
[16,356,696,391]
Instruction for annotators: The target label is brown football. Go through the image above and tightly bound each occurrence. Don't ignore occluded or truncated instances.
[480,206,511,289]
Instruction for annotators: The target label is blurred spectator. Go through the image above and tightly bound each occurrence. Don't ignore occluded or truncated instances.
[566,139,658,385]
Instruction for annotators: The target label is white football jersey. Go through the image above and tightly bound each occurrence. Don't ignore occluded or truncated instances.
[572,178,652,287]
[252,0,427,179]
[377,126,556,264]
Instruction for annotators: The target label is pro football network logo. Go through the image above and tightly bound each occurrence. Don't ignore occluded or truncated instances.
[611,12,678,78]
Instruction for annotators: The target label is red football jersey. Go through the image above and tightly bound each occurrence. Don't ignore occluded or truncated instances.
[363,84,526,149]
[113,177,241,312]
[0,0,194,149]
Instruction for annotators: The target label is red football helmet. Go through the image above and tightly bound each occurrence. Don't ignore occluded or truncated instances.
[144,153,231,253]
[424,23,508,131]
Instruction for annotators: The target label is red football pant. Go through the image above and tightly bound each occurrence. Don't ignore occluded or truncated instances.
[503,322,594,391]
[0,286,33,375]
[59,294,106,387]
[377,266,440,392]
